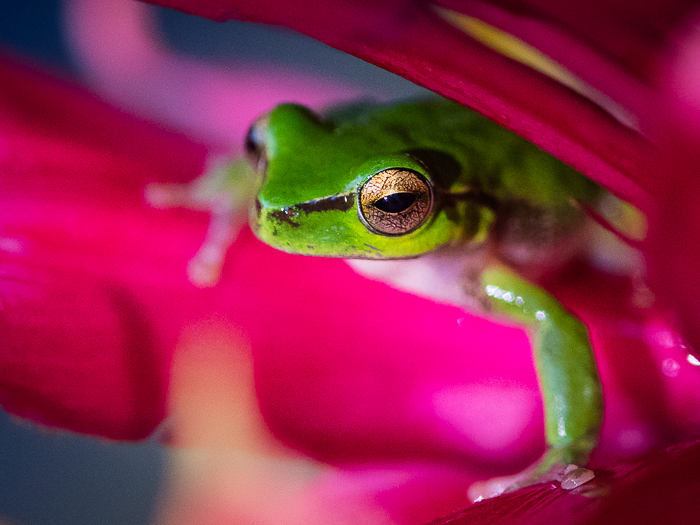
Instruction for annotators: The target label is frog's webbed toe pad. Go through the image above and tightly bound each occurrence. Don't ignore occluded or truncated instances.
[186,204,244,288]
[559,464,595,489]
[187,246,227,288]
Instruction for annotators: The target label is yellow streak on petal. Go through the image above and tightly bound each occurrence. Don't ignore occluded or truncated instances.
[432,5,638,129]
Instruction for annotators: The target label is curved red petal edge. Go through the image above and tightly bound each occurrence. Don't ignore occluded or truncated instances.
[460,0,700,84]
[425,439,700,525]
[144,0,650,205]
[0,55,209,439]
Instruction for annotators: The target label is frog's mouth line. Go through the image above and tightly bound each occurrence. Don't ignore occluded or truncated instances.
[267,192,355,228]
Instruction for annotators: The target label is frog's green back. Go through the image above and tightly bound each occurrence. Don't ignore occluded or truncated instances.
[323,98,600,209]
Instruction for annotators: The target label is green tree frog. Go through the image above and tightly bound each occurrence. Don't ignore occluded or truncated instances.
[148,96,620,498]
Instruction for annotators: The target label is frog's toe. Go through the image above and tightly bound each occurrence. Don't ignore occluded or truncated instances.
[144,182,192,209]
[187,245,228,288]
[467,461,595,502]
[560,464,595,490]
[467,472,525,502]
[187,258,222,288]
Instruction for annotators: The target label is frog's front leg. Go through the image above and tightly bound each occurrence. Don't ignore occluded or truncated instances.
[146,158,257,287]
[469,265,602,501]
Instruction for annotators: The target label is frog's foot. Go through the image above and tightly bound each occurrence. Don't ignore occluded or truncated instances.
[145,181,243,288]
[467,448,595,502]
[146,158,258,287]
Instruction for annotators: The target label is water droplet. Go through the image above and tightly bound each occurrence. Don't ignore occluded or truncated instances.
[0,236,25,255]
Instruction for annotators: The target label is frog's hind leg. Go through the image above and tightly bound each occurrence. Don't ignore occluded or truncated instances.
[468,264,603,501]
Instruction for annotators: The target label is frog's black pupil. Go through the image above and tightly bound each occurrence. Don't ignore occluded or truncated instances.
[374,193,416,213]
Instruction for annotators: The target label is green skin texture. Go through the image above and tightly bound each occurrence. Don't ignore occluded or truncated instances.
[251,97,603,487]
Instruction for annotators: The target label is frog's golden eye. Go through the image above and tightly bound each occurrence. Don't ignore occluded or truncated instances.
[358,168,433,236]
[245,114,269,173]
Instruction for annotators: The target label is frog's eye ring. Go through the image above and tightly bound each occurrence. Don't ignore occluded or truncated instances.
[358,168,433,236]
[245,114,270,173]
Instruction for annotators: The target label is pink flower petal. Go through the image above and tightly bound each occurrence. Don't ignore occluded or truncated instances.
[63,0,373,152]
[0,56,208,438]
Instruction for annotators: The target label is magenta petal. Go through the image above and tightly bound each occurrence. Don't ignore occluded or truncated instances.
[465,0,699,82]
[202,237,700,469]
[643,22,700,356]
[0,56,208,438]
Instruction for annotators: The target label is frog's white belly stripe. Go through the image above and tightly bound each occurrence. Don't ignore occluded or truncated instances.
[347,247,487,311]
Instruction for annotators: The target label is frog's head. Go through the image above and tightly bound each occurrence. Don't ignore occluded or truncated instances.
[245,104,488,259]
